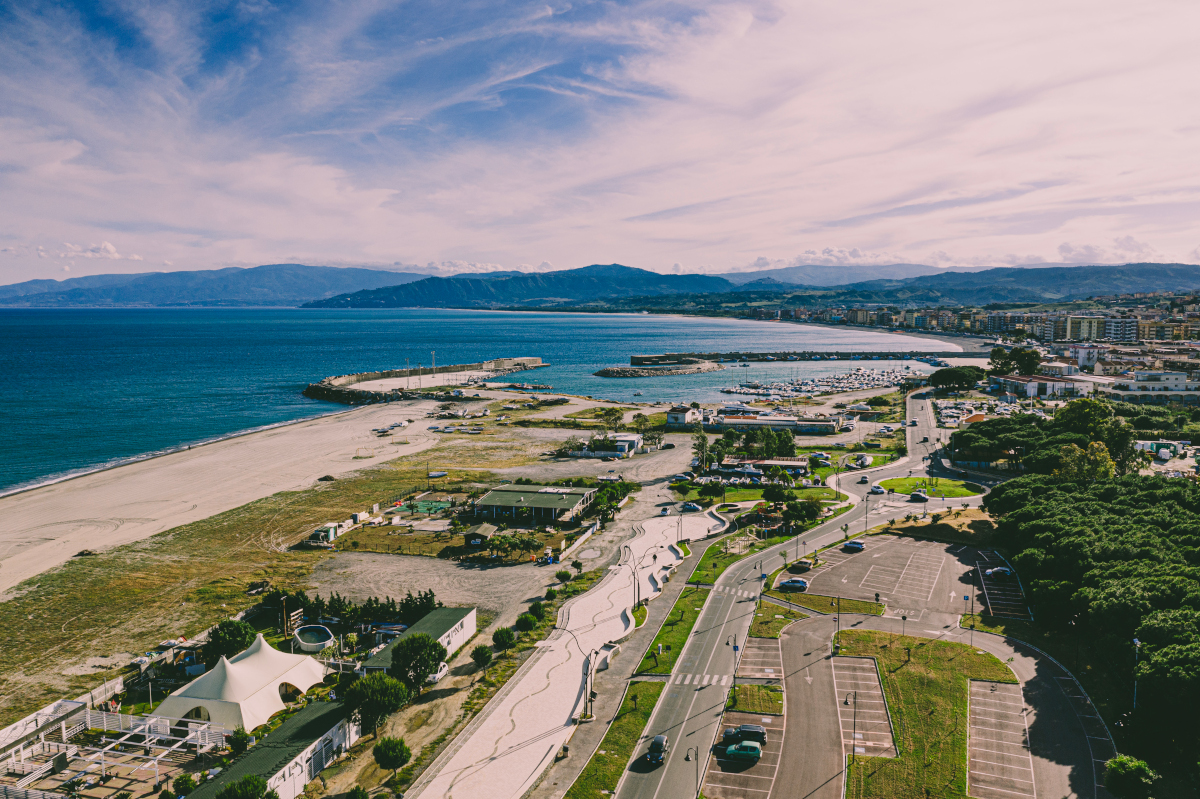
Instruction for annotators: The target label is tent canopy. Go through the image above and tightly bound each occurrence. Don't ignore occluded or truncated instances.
[154,634,326,731]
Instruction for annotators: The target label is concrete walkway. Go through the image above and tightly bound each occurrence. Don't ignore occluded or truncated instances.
[408,514,718,799]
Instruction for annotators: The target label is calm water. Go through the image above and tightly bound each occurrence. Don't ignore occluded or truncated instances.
[0,308,948,494]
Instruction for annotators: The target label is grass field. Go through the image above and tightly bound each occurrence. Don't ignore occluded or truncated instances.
[726,684,784,715]
[637,586,711,673]
[671,484,839,505]
[565,681,665,799]
[837,629,1016,799]
[879,477,982,497]
[749,603,807,638]
[632,604,647,628]
[765,591,884,616]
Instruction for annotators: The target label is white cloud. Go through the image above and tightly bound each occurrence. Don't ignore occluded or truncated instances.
[1057,237,1160,264]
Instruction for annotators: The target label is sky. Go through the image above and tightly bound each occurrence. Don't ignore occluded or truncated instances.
[2,0,1200,283]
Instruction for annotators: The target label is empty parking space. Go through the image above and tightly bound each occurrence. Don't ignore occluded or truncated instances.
[977,554,1031,619]
[737,638,783,680]
[859,549,944,603]
[1056,676,1117,798]
[969,680,1036,799]
[832,657,897,758]
[701,710,785,799]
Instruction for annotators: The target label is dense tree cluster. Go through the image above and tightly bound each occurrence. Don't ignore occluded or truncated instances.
[928,365,986,392]
[987,346,1041,376]
[985,474,1200,759]
[950,398,1138,475]
[262,588,440,629]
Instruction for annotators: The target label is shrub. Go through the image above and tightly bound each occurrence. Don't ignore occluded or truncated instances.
[373,736,412,778]
[348,788,369,799]
[159,791,175,799]
[471,645,493,671]
[1104,754,1159,799]
[203,619,256,666]
[544,587,558,601]
[555,570,572,583]
[214,776,278,799]
[515,613,538,632]
[571,559,584,573]
[528,601,545,621]
[228,726,251,757]
[173,775,196,796]
[492,627,517,651]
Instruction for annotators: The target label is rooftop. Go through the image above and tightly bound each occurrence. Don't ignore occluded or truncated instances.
[477,485,594,510]
[188,701,346,799]
[364,607,475,671]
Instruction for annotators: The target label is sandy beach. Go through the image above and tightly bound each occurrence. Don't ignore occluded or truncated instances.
[0,399,446,596]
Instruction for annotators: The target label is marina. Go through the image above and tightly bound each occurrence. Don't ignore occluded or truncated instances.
[719,366,915,399]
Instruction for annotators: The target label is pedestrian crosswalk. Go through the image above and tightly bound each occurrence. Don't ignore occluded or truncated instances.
[714,585,760,598]
[671,672,731,686]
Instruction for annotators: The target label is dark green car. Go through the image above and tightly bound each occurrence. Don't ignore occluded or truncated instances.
[724,741,762,761]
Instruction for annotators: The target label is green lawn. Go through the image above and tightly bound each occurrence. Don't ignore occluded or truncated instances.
[632,604,647,628]
[749,602,807,637]
[637,586,711,673]
[726,684,784,715]
[671,484,840,505]
[878,477,982,497]
[765,591,884,616]
[837,629,1016,799]
[565,681,665,799]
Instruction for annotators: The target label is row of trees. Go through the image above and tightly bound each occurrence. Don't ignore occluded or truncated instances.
[927,365,986,391]
[262,588,441,631]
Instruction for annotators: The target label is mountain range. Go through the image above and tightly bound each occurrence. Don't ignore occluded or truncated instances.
[3,261,1200,309]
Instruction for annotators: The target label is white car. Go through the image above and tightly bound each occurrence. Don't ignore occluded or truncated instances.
[660,507,671,516]
[869,485,886,495]
[427,662,449,684]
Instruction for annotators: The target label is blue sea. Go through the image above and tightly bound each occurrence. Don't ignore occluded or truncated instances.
[0,308,948,495]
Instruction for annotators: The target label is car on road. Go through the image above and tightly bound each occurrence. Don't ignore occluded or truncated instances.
[909,491,929,502]
[985,566,1014,579]
[778,578,809,591]
[857,475,869,483]
[662,442,676,449]
[647,734,669,765]
[921,436,929,442]
[660,507,671,516]
[843,540,865,552]
[724,741,763,762]
[722,724,769,744]
[427,662,449,684]
[681,502,702,512]
[869,484,886,494]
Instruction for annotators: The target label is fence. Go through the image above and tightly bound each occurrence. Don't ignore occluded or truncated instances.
[0,787,66,799]
[83,709,228,749]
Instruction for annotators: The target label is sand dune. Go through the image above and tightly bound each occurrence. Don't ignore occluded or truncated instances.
[0,400,444,596]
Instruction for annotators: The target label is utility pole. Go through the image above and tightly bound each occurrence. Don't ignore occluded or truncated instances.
[1133,638,1141,710]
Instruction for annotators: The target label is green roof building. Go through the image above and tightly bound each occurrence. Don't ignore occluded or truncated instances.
[363,606,477,674]
[475,484,596,521]
[187,700,357,799]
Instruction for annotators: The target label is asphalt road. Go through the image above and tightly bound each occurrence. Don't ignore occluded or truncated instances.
[615,391,964,799]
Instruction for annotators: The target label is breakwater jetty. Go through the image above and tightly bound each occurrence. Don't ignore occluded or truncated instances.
[630,350,984,365]
[303,357,545,405]
[594,360,724,378]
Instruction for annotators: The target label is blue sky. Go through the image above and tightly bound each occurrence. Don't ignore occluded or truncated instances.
[2,0,1200,281]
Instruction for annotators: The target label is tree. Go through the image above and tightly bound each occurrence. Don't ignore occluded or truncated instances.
[555,569,572,583]
[600,407,625,435]
[1054,441,1115,482]
[373,736,412,781]
[173,775,196,796]
[471,645,493,671]
[343,672,409,736]
[514,613,537,632]
[492,627,516,651]
[987,347,1014,376]
[544,587,558,601]
[692,426,711,470]
[348,788,369,799]
[386,633,447,695]
[557,435,584,456]
[204,620,256,665]
[228,726,251,757]
[1011,347,1041,375]
[631,413,650,436]
[214,776,279,799]
[929,366,985,392]
[1104,754,1159,799]
[528,601,545,621]
[782,498,821,528]
[571,559,584,573]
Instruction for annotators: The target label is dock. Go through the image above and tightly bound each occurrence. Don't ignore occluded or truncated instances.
[630,350,985,366]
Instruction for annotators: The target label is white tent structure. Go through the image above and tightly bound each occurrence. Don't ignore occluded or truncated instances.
[154,634,326,731]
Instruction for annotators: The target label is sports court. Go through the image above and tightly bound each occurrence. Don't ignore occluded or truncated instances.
[968,680,1036,799]
[831,657,897,758]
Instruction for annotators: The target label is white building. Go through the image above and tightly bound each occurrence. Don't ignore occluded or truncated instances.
[1098,371,1200,404]
[666,405,702,427]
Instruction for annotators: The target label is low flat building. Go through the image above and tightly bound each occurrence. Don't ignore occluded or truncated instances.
[363,607,477,674]
[1096,370,1200,404]
[711,414,847,434]
[464,523,498,547]
[187,700,358,799]
[666,405,702,427]
[475,484,597,521]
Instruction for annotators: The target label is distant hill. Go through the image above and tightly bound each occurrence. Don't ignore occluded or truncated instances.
[721,263,944,286]
[304,264,744,308]
[0,264,428,307]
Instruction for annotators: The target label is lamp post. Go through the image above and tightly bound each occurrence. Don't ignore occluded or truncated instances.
[845,691,858,763]
[685,747,701,797]
[622,545,641,606]
[726,634,739,686]
[1133,637,1141,710]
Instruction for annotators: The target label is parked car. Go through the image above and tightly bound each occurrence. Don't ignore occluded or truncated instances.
[869,484,886,494]
[662,442,676,449]
[660,507,671,516]
[910,419,919,426]
[724,741,763,762]
[427,662,449,684]
[985,567,1014,579]
[722,724,768,744]
[779,578,809,592]
[909,492,929,503]
[921,436,929,442]
[647,734,669,765]
[843,540,865,552]
[682,502,702,512]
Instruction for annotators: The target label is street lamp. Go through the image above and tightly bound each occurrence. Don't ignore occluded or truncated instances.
[845,691,858,763]
[685,747,701,797]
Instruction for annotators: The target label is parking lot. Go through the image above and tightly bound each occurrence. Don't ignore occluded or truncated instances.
[701,710,786,799]
[737,638,783,680]
[804,535,979,616]
[976,551,1032,619]
[832,657,897,758]
[968,680,1036,799]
